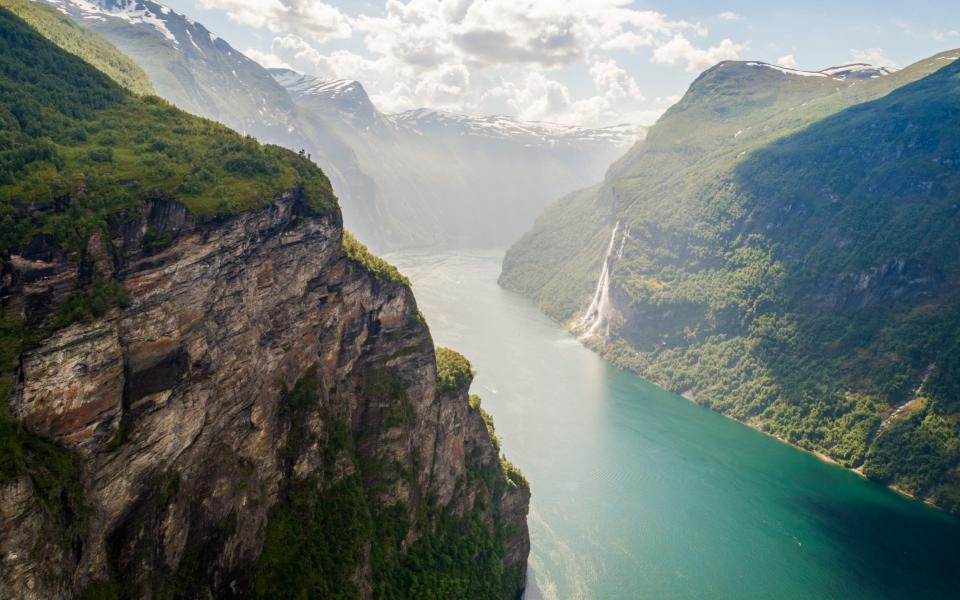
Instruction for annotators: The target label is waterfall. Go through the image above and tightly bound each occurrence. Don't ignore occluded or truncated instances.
[616,226,629,259]
[576,221,621,340]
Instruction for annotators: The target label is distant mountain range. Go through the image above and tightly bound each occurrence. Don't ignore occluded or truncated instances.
[271,67,638,249]
[501,49,960,513]
[38,0,639,250]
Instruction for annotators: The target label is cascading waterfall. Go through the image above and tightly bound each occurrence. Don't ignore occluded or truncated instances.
[576,221,622,340]
[616,226,629,259]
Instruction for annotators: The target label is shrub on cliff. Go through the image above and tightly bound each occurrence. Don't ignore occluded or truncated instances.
[342,230,410,286]
[436,347,473,395]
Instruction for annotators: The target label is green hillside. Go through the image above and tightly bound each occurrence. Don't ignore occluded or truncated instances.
[0,0,153,94]
[501,56,958,321]
[501,54,960,512]
[0,5,335,254]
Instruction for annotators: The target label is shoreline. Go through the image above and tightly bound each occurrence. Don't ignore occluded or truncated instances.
[737,409,939,509]
[680,389,847,469]
[644,359,948,514]
[559,308,950,516]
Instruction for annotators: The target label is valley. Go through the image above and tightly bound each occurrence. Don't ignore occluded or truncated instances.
[392,249,960,600]
[502,50,960,515]
[2,0,959,598]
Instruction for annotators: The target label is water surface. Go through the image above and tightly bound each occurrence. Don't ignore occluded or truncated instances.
[387,249,960,600]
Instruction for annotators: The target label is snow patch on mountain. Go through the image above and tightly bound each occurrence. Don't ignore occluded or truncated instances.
[820,63,893,79]
[390,109,638,147]
[745,62,828,78]
[744,61,893,80]
[44,0,179,44]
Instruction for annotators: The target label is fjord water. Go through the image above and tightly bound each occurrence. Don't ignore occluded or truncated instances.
[388,249,960,600]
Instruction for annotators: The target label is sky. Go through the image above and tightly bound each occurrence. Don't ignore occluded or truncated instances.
[160,0,960,127]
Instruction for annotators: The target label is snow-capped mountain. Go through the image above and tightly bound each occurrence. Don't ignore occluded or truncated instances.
[269,69,382,130]
[390,109,637,148]
[46,0,181,39]
[270,68,640,148]
[743,61,894,80]
[271,68,641,249]
[39,0,301,145]
[40,0,641,250]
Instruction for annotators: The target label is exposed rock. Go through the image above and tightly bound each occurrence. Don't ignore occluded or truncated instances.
[15,318,124,452]
[0,476,72,600]
[0,190,529,598]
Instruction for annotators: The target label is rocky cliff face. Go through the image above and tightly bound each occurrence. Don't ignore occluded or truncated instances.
[0,190,529,598]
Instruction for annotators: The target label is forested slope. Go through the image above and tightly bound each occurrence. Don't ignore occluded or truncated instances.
[502,53,960,512]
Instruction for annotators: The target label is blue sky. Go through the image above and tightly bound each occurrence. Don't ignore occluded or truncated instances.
[161,0,960,126]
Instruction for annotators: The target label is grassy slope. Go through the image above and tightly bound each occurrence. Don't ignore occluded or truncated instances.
[0,0,153,94]
[0,5,335,255]
[502,54,960,512]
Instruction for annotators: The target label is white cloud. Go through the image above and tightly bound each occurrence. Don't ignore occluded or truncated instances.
[414,63,472,108]
[350,0,710,70]
[850,47,899,69]
[244,47,292,69]
[777,54,798,69]
[209,0,748,125]
[651,34,745,72]
[933,30,960,42]
[590,58,643,101]
[718,11,742,21]
[475,64,662,127]
[198,0,352,42]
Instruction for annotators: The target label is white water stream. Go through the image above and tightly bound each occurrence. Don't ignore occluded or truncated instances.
[576,221,622,340]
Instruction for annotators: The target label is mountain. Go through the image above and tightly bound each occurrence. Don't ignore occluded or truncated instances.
[0,0,152,93]
[37,0,302,145]
[271,70,383,129]
[501,51,960,513]
[0,7,528,598]
[391,108,637,147]
[272,68,640,249]
[35,0,637,251]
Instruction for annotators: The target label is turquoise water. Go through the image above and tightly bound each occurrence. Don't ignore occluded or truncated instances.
[387,249,960,600]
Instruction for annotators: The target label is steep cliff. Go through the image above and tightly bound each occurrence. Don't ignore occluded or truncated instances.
[1,9,528,598]
[2,193,529,598]
[502,52,960,513]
